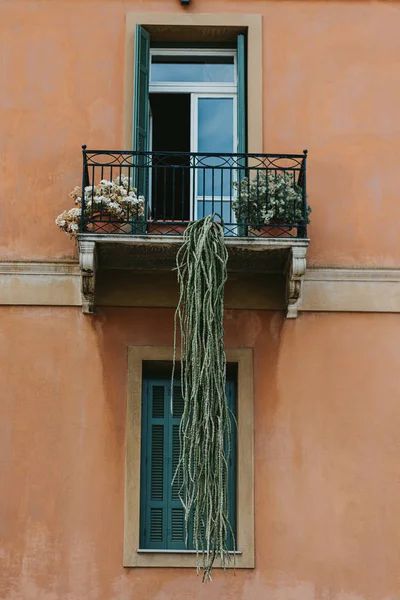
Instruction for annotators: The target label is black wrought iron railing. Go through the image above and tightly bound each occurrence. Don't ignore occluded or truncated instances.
[80,147,308,238]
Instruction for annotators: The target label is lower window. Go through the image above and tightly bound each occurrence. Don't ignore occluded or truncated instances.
[140,370,237,550]
[124,346,254,569]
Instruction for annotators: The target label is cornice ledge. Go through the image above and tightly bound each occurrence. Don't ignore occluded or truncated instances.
[305,267,400,283]
[0,261,80,276]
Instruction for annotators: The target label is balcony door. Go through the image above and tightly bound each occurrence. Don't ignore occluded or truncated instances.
[133,28,246,225]
[193,95,236,223]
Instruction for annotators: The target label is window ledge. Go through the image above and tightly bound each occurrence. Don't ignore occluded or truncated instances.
[137,549,242,554]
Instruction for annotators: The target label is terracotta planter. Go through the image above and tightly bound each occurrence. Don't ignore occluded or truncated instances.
[248,223,294,238]
[88,212,132,234]
[147,221,188,235]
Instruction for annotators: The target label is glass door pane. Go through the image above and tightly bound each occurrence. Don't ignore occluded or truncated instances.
[195,97,235,224]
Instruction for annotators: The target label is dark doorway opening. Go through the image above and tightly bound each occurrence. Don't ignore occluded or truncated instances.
[149,93,191,222]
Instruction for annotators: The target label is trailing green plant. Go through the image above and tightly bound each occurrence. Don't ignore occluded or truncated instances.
[232,170,311,226]
[172,215,235,582]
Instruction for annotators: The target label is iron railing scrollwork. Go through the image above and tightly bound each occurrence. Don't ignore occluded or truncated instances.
[79,147,309,239]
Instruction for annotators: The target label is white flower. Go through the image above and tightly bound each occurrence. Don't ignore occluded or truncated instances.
[68,207,81,218]
[99,179,113,188]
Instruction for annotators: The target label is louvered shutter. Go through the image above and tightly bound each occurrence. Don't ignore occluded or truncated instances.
[140,381,168,549]
[168,384,186,548]
[132,25,150,204]
[140,377,237,550]
[133,25,150,153]
[237,34,246,155]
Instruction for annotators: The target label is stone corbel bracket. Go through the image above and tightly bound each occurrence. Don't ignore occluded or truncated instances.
[79,240,97,314]
[285,243,309,318]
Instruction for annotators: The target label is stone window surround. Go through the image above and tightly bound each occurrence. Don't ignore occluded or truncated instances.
[123,12,263,153]
[124,346,255,569]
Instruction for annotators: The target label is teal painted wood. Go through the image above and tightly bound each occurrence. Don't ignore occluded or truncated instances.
[236,34,246,155]
[140,377,237,550]
[133,25,150,152]
[132,25,150,203]
[168,384,187,549]
[140,381,168,549]
[139,379,149,548]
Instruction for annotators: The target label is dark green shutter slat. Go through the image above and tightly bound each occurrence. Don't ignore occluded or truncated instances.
[171,508,185,542]
[171,424,181,500]
[237,34,246,155]
[150,508,164,542]
[152,385,164,418]
[150,424,164,500]
[172,385,184,418]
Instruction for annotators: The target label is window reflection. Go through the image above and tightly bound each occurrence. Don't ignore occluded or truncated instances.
[151,56,235,83]
[197,98,234,198]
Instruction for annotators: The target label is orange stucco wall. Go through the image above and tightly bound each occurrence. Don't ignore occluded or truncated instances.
[2,1,400,599]
[1,0,400,266]
[1,307,400,599]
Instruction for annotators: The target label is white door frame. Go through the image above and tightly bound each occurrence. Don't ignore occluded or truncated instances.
[148,49,238,222]
[191,93,238,221]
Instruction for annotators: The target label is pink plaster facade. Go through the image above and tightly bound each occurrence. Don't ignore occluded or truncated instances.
[1,1,400,599]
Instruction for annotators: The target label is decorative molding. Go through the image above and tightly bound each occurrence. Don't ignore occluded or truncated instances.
[0,261,80,275]
[124,346,254,569]
[0,261,81,306]
[304,267,400,282]
[301,267,400,313]
[1,260,400,314]
[285,245,308,318]
[78,241,97,314]
[125,12,263,153]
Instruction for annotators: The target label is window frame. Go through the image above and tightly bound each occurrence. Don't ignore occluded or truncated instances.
[149,48,238,94]
[191,93,238,222]
[124,346,254,569]
[123,12,263,153]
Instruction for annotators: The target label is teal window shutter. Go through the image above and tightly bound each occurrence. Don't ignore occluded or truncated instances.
[132,25,150,206]
[236,33,246,154]
[140,381,169,549]
[133,25,150,153]
[140,377,237,550]
[169,384,186,548]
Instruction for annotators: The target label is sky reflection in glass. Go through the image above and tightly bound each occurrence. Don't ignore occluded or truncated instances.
[151,62,234,83]
[197,98,234,222]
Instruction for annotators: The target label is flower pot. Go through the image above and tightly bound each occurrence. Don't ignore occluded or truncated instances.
[248,223,294,238]
[88,212,131,234]
[147,221,188,235]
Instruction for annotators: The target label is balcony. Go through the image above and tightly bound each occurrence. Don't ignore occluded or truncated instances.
[77,148,310,317]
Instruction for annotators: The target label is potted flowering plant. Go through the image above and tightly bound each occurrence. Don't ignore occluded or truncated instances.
[232,171,311,236]
[56,175,146,237]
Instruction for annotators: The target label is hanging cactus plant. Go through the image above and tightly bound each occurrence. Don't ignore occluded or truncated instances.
[172,215,235,581]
